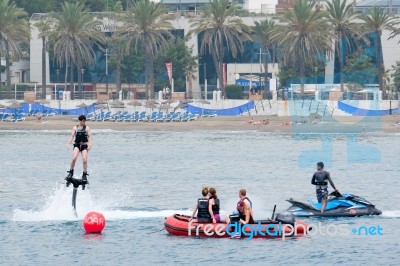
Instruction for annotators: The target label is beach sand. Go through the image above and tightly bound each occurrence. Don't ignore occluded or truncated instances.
[1,115,400,133]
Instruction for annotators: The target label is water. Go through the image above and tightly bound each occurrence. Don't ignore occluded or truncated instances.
[1,129,400,265]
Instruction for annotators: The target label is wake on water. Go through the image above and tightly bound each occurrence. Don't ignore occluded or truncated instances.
[10,182,400,222]
[11,184,191,222]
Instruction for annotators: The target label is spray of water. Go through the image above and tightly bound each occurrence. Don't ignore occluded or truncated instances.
[11,184,191,222]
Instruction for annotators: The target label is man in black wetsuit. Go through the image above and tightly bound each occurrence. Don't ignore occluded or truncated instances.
[311,162,339,213]
[65,115,92,186]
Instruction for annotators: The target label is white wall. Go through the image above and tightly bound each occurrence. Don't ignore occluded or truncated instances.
[243,0,278,13]
[227,63,279,85]
[29,26,49,84]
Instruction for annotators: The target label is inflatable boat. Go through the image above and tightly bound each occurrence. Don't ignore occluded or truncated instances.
[164,213,309,239]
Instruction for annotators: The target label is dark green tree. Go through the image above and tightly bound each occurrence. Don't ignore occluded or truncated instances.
[189,0,251,95]
[359,6,397,99]
[343,49,376,85]
[120,0,173,99]
[154,38,197,97]
[0,0,30,98]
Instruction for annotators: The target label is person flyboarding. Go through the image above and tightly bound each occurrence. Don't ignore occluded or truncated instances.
[65,115,92,190]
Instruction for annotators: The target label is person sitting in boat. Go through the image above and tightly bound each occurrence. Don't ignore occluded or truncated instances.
[239,189,253,217]
[237,200,254,224]
[189,186,211,222]
[208,187,220,223]
[311,162,339,213]
[226,200,254,225]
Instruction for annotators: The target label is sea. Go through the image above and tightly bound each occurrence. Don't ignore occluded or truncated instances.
[1,128,399,265]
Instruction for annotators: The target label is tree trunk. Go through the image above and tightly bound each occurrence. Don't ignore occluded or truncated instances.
[264,58,269,98]
[188,75,193,99]
[0,51,2,92]
[144,55,150,99]
[5,42,11,99]
[300,60,305,97]
[218,46,225,96]
[337,35,344,92]
[77,61,82,99]
[42,37,47,100]
[149,57,154,99]
[116,48,122,97]
[70,62,74,100]
[376,32,385,99]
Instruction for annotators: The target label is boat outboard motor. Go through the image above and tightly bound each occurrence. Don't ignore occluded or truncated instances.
[275,211,296,225]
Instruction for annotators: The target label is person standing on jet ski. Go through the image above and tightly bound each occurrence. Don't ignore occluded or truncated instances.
[311,162,339,213]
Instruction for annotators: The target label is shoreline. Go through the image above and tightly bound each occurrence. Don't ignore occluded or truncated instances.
[1,115,400,133]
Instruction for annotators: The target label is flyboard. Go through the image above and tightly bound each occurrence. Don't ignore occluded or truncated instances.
[65,177,88,216]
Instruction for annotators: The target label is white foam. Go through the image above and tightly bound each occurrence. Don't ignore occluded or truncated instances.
[381,210,400,218]
[11,185,191,222]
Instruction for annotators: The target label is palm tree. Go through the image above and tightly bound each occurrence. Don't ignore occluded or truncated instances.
[120,0,173,99]
[273,0,333,96]
[35,19,52,100]
[252,19,277,96]
[189,0,251,96]
[359,6,397,99]
[326,0,367,92]
[0,0,29,99]
[50,1,105,99]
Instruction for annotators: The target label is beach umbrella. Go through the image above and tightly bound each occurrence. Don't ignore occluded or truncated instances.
[94,100,107,105]
[146,99,160,106]
[174,103,188,111]
[112,104,125,109]
[76,102,90,114]
[109,100,124,106]
[180,99,193,104]
[34,99,50,104]
[127,100,142,112]
[94,100,109,112]
[162,99,176,104]
[8,102,21,114]
[195,99,210,104]
[144,102,158,112]
[23,99,35,104]
[127,100,142,106]
[8,102,21,109]
[159,104,173,113]
[95,104,108,109]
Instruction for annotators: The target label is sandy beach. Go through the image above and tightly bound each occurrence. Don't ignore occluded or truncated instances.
[1,115,400,133]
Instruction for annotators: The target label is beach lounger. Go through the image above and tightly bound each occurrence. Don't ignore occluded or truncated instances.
[136,112,148,122]
[0,113,9,122]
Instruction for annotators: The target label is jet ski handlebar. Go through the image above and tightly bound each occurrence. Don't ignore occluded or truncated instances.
[329,190,342,197]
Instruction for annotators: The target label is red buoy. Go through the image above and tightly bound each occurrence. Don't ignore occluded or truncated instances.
[83,211,106,233]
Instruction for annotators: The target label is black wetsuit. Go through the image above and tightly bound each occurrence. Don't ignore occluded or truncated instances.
[74,125,88,152]
[209,195,220,215]
[311,171,336,202]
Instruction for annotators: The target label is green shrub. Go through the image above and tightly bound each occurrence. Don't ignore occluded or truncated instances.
[225,84,243,99]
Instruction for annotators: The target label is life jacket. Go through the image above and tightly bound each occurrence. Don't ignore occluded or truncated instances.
[210,196,220,214]
[242,197,253,209]
[74,125,88,144]
[197,198,211,222]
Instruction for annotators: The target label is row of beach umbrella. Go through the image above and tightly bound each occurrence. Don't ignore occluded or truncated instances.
[0,99,51,110]
[0,99,211,113]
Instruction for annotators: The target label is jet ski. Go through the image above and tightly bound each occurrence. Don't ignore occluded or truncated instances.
[286,191,382,217]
